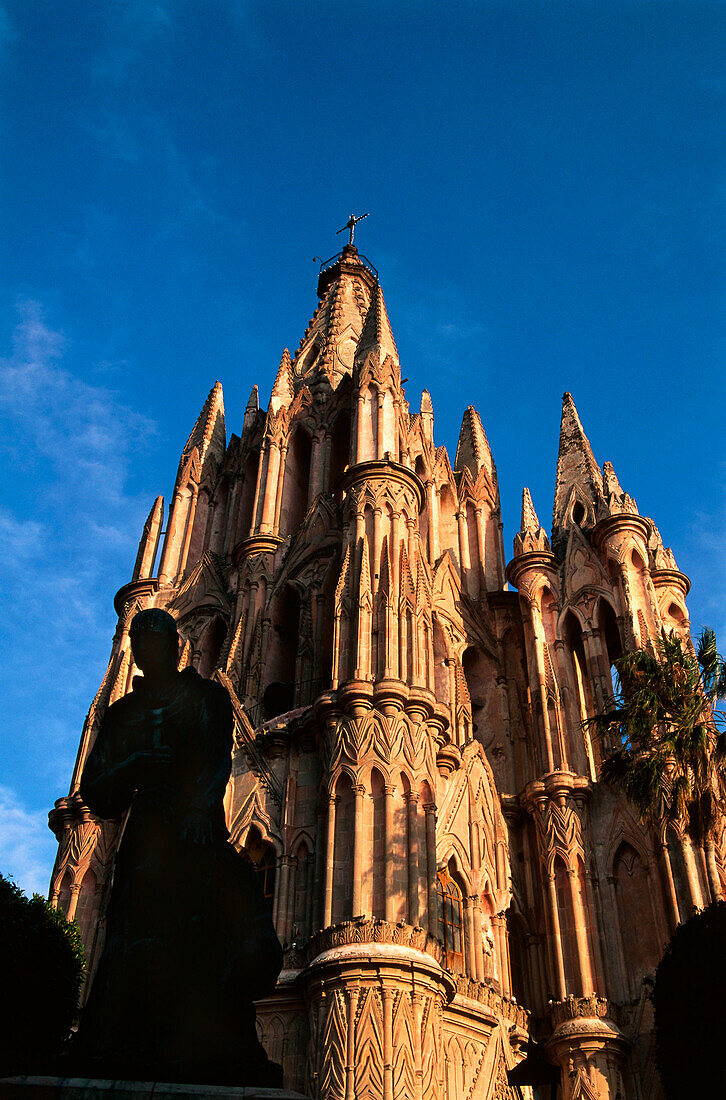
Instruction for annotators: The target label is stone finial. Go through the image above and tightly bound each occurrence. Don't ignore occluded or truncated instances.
[552,392,603,536]
[454,406,495,483]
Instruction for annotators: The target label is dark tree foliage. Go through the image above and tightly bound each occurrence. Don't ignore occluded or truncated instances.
[587,628,726,839]
[0,873,85,1077]
[654,900,726,1097]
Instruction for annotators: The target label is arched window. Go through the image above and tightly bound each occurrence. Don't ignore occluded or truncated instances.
[437,867,464,972]
[572,500,586,527]
[74,869,98,947]
[613,842,661,997]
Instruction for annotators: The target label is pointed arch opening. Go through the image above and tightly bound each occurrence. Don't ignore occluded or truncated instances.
[438,484,458,561]
[437,862,465,974]
[565,611,599,776]
[236,447,261,542]
[370,768,386,918]
[198,615,227,679]
[279,428,313,537]
[262,585,300,719]
[243,825,277,913]
[332,773,354,924]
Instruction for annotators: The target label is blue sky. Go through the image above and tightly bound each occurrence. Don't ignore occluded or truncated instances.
[1,1,724,896]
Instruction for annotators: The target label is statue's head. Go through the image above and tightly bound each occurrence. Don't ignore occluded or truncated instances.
[129,608,179,677]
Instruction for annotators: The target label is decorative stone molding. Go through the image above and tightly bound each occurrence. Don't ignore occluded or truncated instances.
[306,917,445,968]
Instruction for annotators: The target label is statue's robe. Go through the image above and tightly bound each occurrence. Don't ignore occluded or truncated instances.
[76,667,283,1086]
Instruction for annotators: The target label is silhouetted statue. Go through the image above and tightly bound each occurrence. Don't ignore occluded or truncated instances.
[75,609,283,1086]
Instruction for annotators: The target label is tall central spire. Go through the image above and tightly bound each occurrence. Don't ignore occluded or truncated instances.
[291,239,379,390]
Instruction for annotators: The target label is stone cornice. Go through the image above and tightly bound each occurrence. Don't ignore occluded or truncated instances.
[339,458,426,514]
[591,511,651,551]
[651,567,691,598]
[505,549,559,590]
[113,577,158,617]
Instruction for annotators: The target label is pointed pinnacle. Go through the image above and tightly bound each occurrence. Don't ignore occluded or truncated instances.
[455,406,495,481]
[553,391,603,530]
[521,487,540,534]
[245,384,259,413]
[270,348,294,408]
[602,460,624,497]
[183,380,225,462]
[421,389,433,415]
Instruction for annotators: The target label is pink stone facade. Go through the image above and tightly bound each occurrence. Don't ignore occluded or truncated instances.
[49,244,723,1099]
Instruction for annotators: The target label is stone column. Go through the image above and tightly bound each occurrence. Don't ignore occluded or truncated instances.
[474,505,486,593]
[546,872,568,1000]
[345,985,359,1100]
[705,840,723,902]
[681,834,705,910]
[352,784,367,917]
[424,802,438,937]
[312,803,326,932]
[249,440,266,534]
[412,991,424,1100]
[382,985,394,1100]
[472,895,484,981]
[66,882,81,922]
[406,793,420,927]
[568,867,594,995]
[323,793,337,928]
[260,441,281,533]
[272,442,288,533]
[660,840,681,929]
[385,784,396,922]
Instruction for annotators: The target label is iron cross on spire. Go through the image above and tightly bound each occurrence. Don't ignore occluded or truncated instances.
[337,212,369,246]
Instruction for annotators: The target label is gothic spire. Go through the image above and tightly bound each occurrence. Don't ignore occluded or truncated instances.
[552,391,603,535]
[242,384,259,434]
[454,406,495,483]
[181,380,226,470]
[513,487,551,556]
[293,247,376,387]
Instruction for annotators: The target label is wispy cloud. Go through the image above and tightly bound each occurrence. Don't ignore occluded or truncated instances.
[0,785,58,898]
[0,301,158,891]
[91,1,171,84]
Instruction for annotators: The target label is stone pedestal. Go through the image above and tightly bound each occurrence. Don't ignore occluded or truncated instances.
[0,1079,308,1100]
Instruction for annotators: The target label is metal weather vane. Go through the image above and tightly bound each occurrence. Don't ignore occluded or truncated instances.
[337,212,369,246]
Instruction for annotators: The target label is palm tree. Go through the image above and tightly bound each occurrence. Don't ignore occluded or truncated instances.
[588,627,726,899]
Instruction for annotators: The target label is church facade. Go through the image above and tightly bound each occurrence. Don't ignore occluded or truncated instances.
[49,241,722,1100]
